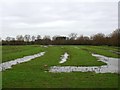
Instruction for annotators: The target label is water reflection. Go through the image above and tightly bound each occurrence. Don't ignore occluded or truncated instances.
[59,52,69,64]
[50,53,119,73]
[0,52,45,71]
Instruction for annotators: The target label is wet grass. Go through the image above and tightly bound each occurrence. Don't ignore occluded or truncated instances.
[2,45,45,62]
[79,46,119,58]
[60,46,106,66]
[3,70,119,88]
[2,45,119,88]
[93,46,120,52]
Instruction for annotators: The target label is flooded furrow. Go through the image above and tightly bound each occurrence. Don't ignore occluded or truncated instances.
[0,52,45,71]
[59,52,69,64]
[50,53,119,73]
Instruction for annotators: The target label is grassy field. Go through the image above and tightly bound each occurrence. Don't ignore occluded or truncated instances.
[79,46,119,58]
[2,45,45,62]
[2,45,119,88]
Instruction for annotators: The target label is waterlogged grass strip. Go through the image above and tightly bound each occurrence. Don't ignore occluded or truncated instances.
[0,52,45,71]
[50,53,119,73]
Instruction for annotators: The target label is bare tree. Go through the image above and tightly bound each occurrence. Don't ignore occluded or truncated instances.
[2,29,120,46]
[43,35,51,40]
[110,29,120,46]
[11,37,15,41]
[111,29,120,37]
[76,35,90,45]
[52,36,58,41]
[6,37,12,41]
[16,35,24,41]
[69,33,77,40]
[91,33,105,45]
[37,35,41,40]
[24,35,31,42]
[31,36,36,41]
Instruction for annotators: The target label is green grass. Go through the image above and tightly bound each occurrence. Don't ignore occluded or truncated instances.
[2,45,119,88]
[2,45,45,62]
[93,46,120,52]
[59,46,106,66]
[3,71,119,88]
[79,46,119,58]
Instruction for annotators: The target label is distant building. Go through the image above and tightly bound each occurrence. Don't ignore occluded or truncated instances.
[54,36,68,40]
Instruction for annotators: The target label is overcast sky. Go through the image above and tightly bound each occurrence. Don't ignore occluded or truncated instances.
[0,0,119,39]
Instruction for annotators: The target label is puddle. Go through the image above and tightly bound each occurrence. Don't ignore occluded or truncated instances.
[59,52,69,64]
[50,53,120,73]
[44,46,48,48]
[41,45,48,48]
[0,52,45,71]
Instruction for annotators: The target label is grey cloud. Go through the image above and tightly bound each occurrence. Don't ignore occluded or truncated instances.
[0,0,118,39]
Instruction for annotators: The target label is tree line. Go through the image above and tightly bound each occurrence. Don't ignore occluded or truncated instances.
[1,29,120,46]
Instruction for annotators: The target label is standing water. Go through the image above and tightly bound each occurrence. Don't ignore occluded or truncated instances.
[59,52,69,64]
[0,52,45,71]
[50,53,119,73]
